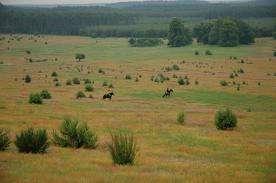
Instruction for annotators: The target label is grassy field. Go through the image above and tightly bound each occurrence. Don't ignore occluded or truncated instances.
[0,34,276,182]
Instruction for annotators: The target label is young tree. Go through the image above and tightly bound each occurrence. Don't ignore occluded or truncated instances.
[75,53,85,62]
[167,18,192,47]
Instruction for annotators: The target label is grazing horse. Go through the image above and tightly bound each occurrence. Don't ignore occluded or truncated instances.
[103,92,114,100]
[162,88,174,98]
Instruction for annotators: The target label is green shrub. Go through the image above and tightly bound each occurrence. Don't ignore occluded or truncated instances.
[220,80,228,86]
[273,32,276,39]
[177,77,190,85]
[29,93,43,104]
[85,84,94,92]
[72,77,80,85]
[98,68,105,74]
[205,50,212,55]
[273,51,276,57]
[53,78,58,82]
[0,128,10,151]
[55,82,61,87]
[153,73,168,83]
[52,118,97,149]
[172,64,180,70]
[24,75,31,83]
[40,90,51,99]
[66,79,72,85]
[195,50,199,55]
[102,81,108,87]
[76,91,86,99]
[51,71,58,77]
[177,112,186,124]
[195,80,199,85]
[15,128,49,153]
[108,130,137,165]
[108,83,114,88]
[125,74,132,80]
[129,38,163,47]
[215,108,237,130]
[84,79,92,84]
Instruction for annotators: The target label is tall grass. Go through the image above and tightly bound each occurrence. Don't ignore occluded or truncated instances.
[0,128,10,151]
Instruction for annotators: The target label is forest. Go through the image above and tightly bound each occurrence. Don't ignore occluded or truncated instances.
[0,0,275,38]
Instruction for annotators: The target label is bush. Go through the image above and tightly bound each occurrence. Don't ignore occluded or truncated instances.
[29,93,43,104]
[85,84,94,92]
[51,71,58,77]
[273,51,276,57]
[98,68,105,74]
[205,50,212,55]
[40,90,51,99]
[177,112,186,124]
[153,73,168,83]
[76,91,86,99]
[172,64,180,70]
[0,128,10,151]
[55,82,61,87]
[102,81,108,87]
[24,75,31,83]
[84,79,92,84]
[75,53,85,62]
[177,77,190,85]
[195,50,199,55]
[52,118,97,149]
[72,77,80,84]
[15,128,49,153]
[215,108,237,130]
[128,38,163,47]
[108,130,137,165]
[125,74,132,80]
[220,80,228,86]
[108,83,114,88]
[66,79,72,85]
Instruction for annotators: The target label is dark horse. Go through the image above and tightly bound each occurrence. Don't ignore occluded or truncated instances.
[103,92,114,100]
[162,88,174,98]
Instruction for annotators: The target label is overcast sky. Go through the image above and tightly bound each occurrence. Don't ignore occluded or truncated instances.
[2,0,245,5]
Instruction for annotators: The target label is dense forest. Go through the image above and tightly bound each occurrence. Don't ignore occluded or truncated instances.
[0,0,275,38]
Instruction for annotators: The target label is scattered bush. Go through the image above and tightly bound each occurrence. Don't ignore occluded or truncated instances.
[153,73,168,83]
[195,80,199,85]
[220,80,228,86]
[125,74,132,80]
[172,64,180,70]
[177,77,190,85]
[215,108,237,130]
[195,50,199,55]
[0,128,10,151]
[102,81,108,87]
[108,130,137,165]
[75,53,86,62]
[205,50,212,55]
[51,71,58,77]
[66,79,72,85]
[129,38,163,47]
[98,68,105,74]
[52,118,97,149]
[15,128,49,153]
[24,74,31,83]
[84,79,92,84]
[72,77,80,85]
[177,112,186,124]
[40,90,51,99]
[76,91,86,99]
[55,82,61,87]
[85,84,94,92]
[108,83,114,88]
[29,93,43,104]
[273,51,276,57]
[53,78,59,82]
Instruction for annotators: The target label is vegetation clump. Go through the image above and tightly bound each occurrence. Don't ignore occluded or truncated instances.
[24,74,31,83]
[75,53,85,62]
[108,130,137,165]
[29,93,43,104]
[177,112,186,124]
[125,74,132,80]
[15,128,49,153]
[220,80,228,86]
[66,79,72,85]
[76,91,86,99]
[205,50,212,55]
[40,90,51,99]
[128,38,163,47]
[51,71,58,77]
[215,108,237,130]
[85,84,94,92]
[177,77,190,85]
[168,18,192,47]
[52,118,97,149]
[0,128,10,151]
[72,77,80,84]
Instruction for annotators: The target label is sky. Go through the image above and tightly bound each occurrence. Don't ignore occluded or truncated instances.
[1,0,246,5]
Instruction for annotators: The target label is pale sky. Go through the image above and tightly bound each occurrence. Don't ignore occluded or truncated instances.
[1,0,245,5]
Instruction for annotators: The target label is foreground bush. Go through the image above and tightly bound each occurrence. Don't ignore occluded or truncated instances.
[29,93,43,104]
[40,90,51,99]
[215,108,237,130]
[85,84,94,92]
[24,74,32,83]
[0,128,10,151]
[15,128,49,153]
[76,91,86,99]
[177,112,186,124]
[52,118,97,149]
[108,130,138,165]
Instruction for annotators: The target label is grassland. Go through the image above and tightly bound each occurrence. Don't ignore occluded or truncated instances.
[0,34,276,182]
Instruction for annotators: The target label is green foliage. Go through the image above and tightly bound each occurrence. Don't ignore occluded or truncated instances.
[24,74,31,83]
[177,77,190,85]
[172,64,180,70]
[0,128,10,151]
[85,84,94,92]
[125,74,132,80]
[108,130,138,165]
[102,81,108,87]
[29,93,43,104]
[195,50,199,55]
[273,32,276,39]
[273,51,276,57]
[15,128,49,153]
[153,73,168,83]
[40,90,51,99]
[128,38,163,47]
[205,50,212,55]
[84,78,92,84]
[177,112,186,124]
[75,53,85,61]
[76,91,86,99]
[72,77,80,84]
[98,68,105,74]
[51,71,58,77]
[220,80,228,86]
[215,108,237,130]
[66,79,72,85]
[168,18,192,47]
[52,118,97,149]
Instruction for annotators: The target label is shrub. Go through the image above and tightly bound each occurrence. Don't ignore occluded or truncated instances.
[51,71,58,77]
[177,112,186,124]
[108,83,114,88]
[66,79,72,85]
[75,53,85,62]
[24,75,31,83]
[108,130,137,165]
[85,84,94,92]
[215,108,237,130]
[153,73,168,83]
[177,77,190,85]
[195,80,199,85]
[98,68,105,74]
[15,128,49,153]
[84,79,92,84]
[53,78,58,82]
[195,50,199,55]
[0,128,10,151]
[55,82,61,87]
[29,93,43,104]
[52,118,97,149]
[273,51,276,57]
[102,81,108,87]
[172,64,180,70]
[40,90,51,99]
[205,50,212,55]
[72,77,80,85]
[125,74,132,80]
[220,80,228,86]
[76,91,86,99]
[128,38,163,47]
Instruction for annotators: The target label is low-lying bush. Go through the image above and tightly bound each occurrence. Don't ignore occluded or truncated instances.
[220,80,228,86]
[66,79,72,85]
[125,74,132,80]
[129,38,163,47]
[76,91,86,99]
[15,128,49,153]
[72,77,80,85]
[24,74,31,83]
[205,50,213,55]
[215,108,237,130]
[40,90,51,99]
[0,128,10,151]
[85,84,94,92]
[51,71,58,77]
[177,112,186,125]
[29,93,43,104]
[108,130,137,165]
[52,118,97,149]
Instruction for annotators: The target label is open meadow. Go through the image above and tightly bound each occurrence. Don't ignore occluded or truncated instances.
[0,34,276,182]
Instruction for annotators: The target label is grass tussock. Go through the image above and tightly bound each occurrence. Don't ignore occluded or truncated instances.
[0,128,10,151]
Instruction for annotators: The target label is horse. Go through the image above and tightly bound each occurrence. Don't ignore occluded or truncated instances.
[162,88,174,98]
[103,92,114,100]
